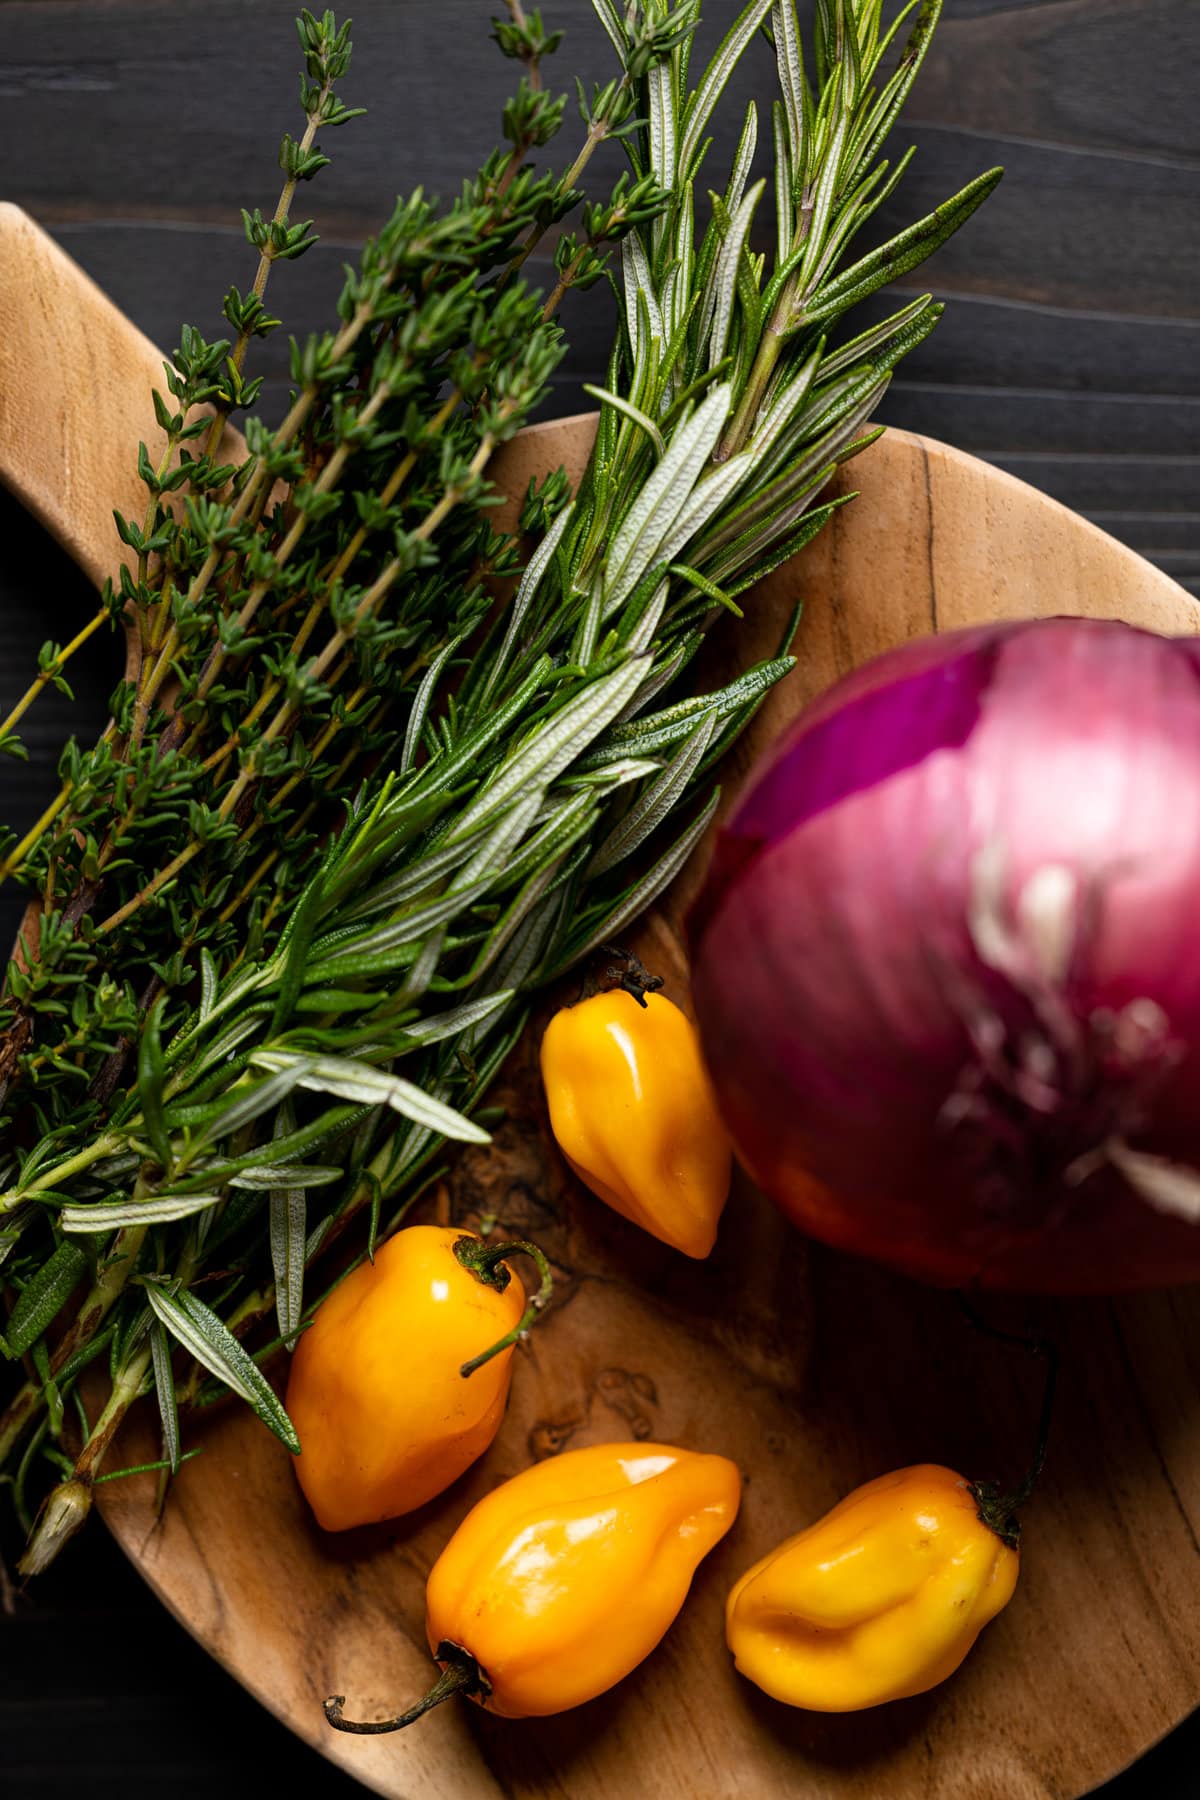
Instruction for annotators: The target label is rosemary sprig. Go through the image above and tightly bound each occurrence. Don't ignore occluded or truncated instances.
[0,0,996,1571]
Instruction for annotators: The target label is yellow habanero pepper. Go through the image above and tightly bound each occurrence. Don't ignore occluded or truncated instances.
[286,1225,550,1532]
[540,982,732,1259]
[325,1440,741,1732]
[726,1464,1020,1712]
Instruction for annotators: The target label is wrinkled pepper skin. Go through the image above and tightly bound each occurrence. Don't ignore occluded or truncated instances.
[426,1440,742,1717]
[540,989,732,1258]
[726,1464,1019,1712]
[286,1226,525,1532]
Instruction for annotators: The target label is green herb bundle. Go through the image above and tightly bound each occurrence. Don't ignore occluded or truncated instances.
[0,0,997,1573]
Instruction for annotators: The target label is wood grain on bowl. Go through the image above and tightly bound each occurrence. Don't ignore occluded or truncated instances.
[3,207,1199,1800]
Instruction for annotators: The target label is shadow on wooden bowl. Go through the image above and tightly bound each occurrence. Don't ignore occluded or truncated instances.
[2,206,1198,1800]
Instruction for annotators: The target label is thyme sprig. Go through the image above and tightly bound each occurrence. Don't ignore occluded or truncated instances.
[0,4,644,1126]
[0,0,996,1571]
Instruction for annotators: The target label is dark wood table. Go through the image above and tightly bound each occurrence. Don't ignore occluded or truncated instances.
[1,3,1196,1795]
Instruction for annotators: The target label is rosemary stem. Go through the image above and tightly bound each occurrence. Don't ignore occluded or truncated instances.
[78,1346,153,1483]
[3,1133,122,1206]
[66,1225,148,1340]
[717,273,798,462]
[0,1381,41,1471]
[16,1345,151,1576]
[0,1220,147,1466]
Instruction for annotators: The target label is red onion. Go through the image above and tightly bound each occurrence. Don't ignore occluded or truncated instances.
[690,617,1200,1293]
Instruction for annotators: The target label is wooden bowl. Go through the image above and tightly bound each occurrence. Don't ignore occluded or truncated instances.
[4,205,1200,1800]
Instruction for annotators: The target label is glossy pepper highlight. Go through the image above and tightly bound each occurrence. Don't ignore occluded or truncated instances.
[286,1225,550,1532]
[326,1440,741,1730]
[727,1464,1020,1712]
[540,979,732,1258]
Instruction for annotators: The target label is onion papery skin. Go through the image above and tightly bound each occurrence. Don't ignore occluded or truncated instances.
[690,616,1200,1294]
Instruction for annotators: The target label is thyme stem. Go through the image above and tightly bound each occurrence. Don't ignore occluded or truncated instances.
[0,612,112,748]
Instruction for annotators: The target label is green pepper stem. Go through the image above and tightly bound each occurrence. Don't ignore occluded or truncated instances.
[959,1294,1059,1550]
[324,1641,489,1734]
[453,1235,554,1378]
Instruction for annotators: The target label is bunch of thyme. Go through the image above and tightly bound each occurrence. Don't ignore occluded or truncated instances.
[0,0,997,1573]
[0,4,655,1121]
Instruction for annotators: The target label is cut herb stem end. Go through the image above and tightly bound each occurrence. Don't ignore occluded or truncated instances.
[16,1478,92,1578]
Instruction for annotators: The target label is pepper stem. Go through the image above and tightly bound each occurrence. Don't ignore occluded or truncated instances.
[600,942,663,1008]
[453,1235,554,1378]
[324,1641,489,1734]
[959,1295,1059,1550]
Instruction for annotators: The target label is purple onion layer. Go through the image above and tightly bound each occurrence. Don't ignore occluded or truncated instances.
[691,617,1200,1293]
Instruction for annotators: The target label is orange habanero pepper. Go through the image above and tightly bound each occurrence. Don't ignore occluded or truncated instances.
[325,1440,741,1730]
[726,1328,1055,1711]
[540,982,732,1258]
[726,1463,1020,1712]
[287,1225,551,1531]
